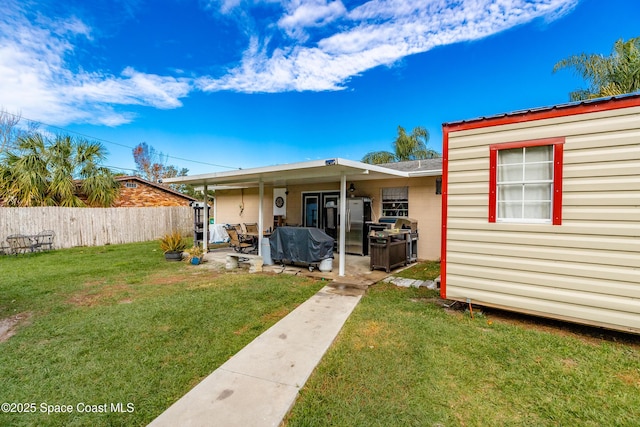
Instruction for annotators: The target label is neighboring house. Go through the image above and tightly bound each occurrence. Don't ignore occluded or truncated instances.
[113,176,197,207]
[441,94,640,334]
[0,175,196,208]
[165,158,443,276]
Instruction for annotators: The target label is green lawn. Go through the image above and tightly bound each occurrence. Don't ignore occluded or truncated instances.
[0,242,323,426]
[3,247,639,426]
[285,283,640,426]
[394,260,441,281]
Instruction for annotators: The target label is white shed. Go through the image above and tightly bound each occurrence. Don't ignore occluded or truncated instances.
[441,94,640,334]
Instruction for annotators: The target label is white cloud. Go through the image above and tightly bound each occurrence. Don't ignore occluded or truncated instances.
[0,0,581,126]
[0,1,192,126]
[278,1,347,40]
[201,0,579,93]
[207,0,243,14]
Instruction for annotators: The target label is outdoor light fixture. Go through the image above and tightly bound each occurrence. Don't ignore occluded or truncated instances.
[435,177,442,195]
[349,183,356,193]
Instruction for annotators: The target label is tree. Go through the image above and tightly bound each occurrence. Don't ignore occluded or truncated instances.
[0,108,39,152]
[132,142,170,183]
[131,142,207,197]
[0,133,119,207]
[361,126,440,165]
[553,36,640,101]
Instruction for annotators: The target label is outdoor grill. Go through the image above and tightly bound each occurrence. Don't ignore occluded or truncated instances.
[377,216,418,232]
[269,227,334,271]
[368,217,419,268]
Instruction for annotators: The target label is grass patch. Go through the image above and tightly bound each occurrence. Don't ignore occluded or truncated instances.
[395,260,441,281]
[285,283,640,426]
[0,241,323,426]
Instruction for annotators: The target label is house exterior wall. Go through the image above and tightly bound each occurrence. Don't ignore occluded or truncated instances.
[214,187,274,229]
[113,179,193,207]
[214,176,442,260]
[443,101,640,333]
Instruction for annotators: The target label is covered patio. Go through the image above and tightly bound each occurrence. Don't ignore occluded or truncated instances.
[164,158,438,277]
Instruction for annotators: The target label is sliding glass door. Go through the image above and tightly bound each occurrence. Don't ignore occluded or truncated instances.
[303,192,340,230]
[303,193,319,228]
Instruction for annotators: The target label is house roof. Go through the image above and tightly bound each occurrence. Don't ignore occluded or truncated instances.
[443,92,640,132]
[379,158,442,176]
[163,157,442,190]
[116,175,197,201]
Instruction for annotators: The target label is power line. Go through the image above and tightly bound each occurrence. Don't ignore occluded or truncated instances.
[103,165,139,174]
[0,110,241,170]
[3,145,203,177]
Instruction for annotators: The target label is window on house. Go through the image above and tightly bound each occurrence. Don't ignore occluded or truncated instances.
[489,138,564,225]
[382,187,408,217]
[125,181,137,188]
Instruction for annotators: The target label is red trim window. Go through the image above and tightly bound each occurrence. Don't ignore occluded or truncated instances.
[489,138,564,225]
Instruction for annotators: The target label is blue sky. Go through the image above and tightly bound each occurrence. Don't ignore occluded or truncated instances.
[1,0,638,175]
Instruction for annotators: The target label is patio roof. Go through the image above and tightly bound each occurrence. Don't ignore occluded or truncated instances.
[162,158,440,189]
[165,157,442,277]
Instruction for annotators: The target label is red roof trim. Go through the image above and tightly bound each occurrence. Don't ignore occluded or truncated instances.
[443,94,640,132]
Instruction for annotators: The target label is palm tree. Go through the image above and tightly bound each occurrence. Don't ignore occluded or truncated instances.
[553,36,640,101]
[74,138,120,207]
[0,133,119,207]
[362,126,440,165]
[0,133,49,206]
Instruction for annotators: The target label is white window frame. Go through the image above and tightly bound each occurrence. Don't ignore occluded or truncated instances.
[381,187,409,217]
[496,146,553,223]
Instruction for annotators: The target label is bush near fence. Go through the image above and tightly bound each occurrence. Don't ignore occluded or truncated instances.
[0,207,193,249]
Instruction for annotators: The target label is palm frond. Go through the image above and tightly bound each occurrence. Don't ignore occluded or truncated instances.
[0,132,117,206]
[361,151,395,165]
[554,36,640,100]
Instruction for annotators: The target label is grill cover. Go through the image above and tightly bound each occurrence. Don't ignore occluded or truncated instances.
[269,227,334,264]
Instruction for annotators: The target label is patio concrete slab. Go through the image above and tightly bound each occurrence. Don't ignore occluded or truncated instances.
[202,247,389,283]
[148,285,363,427]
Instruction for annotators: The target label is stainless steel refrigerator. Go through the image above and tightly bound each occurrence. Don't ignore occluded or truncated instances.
[337,197,371,255]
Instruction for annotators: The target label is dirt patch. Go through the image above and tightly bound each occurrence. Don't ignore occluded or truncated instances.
[0,312,32,342]
[616,370,640,387]
[68,284,132,307]
[561,358,578,371]
[151,272,208,286]
[68,269,218,307]
[261,308,291,323]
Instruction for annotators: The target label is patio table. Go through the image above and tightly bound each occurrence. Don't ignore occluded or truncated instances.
[6,234,38,254]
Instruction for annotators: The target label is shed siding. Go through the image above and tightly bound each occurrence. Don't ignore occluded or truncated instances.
[444,105,640,333]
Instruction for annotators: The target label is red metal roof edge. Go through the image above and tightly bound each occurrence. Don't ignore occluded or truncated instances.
[442,92,640,131]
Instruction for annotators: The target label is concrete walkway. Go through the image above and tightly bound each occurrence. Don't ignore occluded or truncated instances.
[148,285,363,427]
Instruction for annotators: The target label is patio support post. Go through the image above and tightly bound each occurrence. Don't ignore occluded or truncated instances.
[339,172,346,276]
[258,179,264,257]
[213,192,217,226]
[203,184,209,252]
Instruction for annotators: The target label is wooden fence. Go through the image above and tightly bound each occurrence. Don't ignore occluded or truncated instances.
[0,207,193,249]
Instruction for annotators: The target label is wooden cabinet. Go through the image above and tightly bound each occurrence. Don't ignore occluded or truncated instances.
[369,234,407,273]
